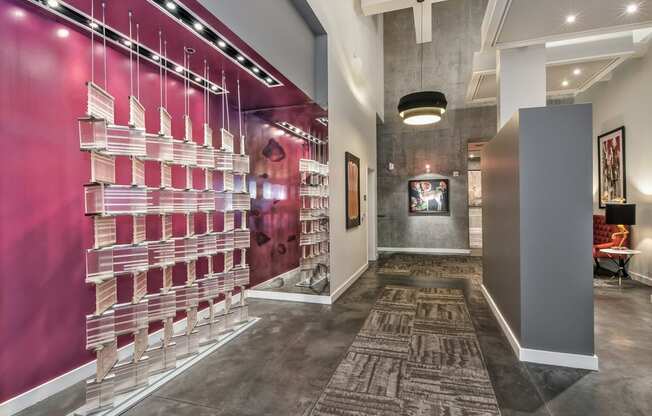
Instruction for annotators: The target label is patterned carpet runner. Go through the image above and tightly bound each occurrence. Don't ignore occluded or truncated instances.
[311,286,500,415]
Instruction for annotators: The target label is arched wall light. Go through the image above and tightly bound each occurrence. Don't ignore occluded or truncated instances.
[398,0,447,125]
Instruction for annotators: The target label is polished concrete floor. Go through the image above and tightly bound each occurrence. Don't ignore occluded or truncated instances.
[17,256,652,416]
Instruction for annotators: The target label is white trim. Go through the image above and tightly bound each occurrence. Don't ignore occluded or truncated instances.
[378,247,472,255]
[330,262,369,303]
[480,284,599,371]
[630,271,652,287]
[247,289,332,305]
[0,293,242,415]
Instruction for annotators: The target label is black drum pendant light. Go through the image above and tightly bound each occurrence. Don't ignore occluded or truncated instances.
[398,0,447,125]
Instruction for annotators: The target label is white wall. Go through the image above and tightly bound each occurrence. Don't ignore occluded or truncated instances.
[578,43,652,284]
[307,0,383,294]
[197,0,317,100]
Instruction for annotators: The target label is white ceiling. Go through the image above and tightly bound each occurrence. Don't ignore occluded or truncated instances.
[484,0,652,49]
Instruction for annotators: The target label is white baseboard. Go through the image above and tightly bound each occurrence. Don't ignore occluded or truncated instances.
[1,293,242,416]
[247,289,332,304]
[480,284,599,371]
[251,267,300,290]
[330,262,369,303]
[377,247,472,255]
[630,271,652,287]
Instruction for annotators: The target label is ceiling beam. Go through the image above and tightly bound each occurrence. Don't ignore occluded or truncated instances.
[361,0,448,43]
[361,0,419,16]
[413,2,432,43]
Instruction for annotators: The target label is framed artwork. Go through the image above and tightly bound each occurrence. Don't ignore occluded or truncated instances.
[598,126,626,209]
[409,179,450,215]
[345,152,361,229]
[468,170,482,207]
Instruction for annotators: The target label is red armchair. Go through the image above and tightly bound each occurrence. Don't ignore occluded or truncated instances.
[593,214,629,274]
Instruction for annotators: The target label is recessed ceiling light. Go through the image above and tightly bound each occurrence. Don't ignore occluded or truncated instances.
[123,39,132,47]
[265,77,273,83]
[194,76,201,82]
[166,2,176,10]
[193,22,203,31]
[252,67,260,73]
[562,80,570,87]
[236,55,245,62]
[565,14,577,24]
[217,40,226,48]
[211,84,218,91]
[56,28,69,38]
[152,54,160,61]
[175,65,184,73]
[89,21,99,29]
[47,0,60,7]
[626,4,639,14]
[573,68,582,76]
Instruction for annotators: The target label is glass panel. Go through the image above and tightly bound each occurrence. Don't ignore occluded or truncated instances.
[86,311,115,350]
[172,140,197,166]
[183,115,193,142]
[147,188,173,214]
[196,146,214,169]
[106,125,147,157]
[133,327,148,362]
[85,184,147,216]
[85,374,115,412]
[95,278,116,315]
[172,284,199,310]
[232,193,251,211]
[145,134,173,162]
[90,152,115,184]
[148,240,174,268]
[161,214,173,240]
[133,271,147,303]
[197,233,218,257]
[172,190,198,212]
[186,213,195,237]
[223,172,234,192]
[233,266,250,287]
[173,237,198,262]
[214,150,233,171]
[79,117,108,151]
[159,107,172,137]
[234,230,250,249]
[113,358,149,394]
[220,128,234,152]
[146,291,176,322]
[131,158,145,187]
[215,192,233,212]
[197,278,219,302]
[87,81,115,123]
[163,267,173,290]
[129,96,146,130]
[161,163,172,188]
[203,123,213,148]
[216,232,234,252]
[232,154,250,174]
[93,216,116,248]
[198,190,216,212]
[187,260,196,284]
[133,215,146,244]
[113,300,148,336]
[223,211,235,231]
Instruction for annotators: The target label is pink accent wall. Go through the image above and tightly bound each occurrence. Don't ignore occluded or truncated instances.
[0,0,310,403]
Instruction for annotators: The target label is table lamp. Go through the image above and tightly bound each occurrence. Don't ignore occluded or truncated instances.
[606,203,636,249]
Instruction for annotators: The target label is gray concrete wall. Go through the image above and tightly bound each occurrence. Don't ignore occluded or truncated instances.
[483,105,594,356]
[378,0,495,250]
[482,113,522,339]
[519,104,594,355]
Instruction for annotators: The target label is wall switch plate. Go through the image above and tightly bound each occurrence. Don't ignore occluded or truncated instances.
[453,171,460,177]
[388,162,395,171]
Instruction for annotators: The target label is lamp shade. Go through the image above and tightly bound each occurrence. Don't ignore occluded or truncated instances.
[606,203,636,225]
[398,91,448,125]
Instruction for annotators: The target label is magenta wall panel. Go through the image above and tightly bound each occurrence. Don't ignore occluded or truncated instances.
[0,0,309,402]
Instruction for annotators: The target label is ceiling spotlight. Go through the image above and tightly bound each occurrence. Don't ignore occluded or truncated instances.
[626,3,639,14]
[193,22,203,31]
[236,55,245,62]
[217,40,226,48]
[211,84,218,91]
[47,0,60,7]
[175,65,184,73]
[152,54,160,61]
[123,39,132,47]
[56,28,69,38]
[89,21,99,29]
[252,67,260,74]
[562,80,570,87]
[573,68,582,76]
[166,2,176,10]
[194,76,202,82]
[565,14,577,24]
[265,77,273,84]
